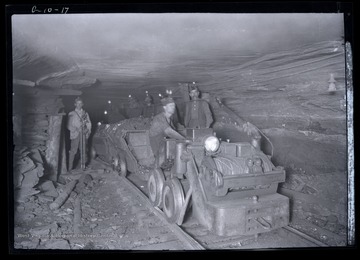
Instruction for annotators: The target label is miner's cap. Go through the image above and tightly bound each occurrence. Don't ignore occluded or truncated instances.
[75,97,83,103]
[161,96,175,106]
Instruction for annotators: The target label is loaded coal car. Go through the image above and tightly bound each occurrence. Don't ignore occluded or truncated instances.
[91,117,289,237]
[91,117,154,176]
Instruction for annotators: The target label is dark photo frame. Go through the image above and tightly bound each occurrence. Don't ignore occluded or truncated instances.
[5,1,356,254]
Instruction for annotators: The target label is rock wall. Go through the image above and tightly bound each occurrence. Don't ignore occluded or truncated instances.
[12,87,67,199]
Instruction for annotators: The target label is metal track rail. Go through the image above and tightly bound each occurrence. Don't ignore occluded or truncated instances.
[119,174,205,250]
[283,226,328,247]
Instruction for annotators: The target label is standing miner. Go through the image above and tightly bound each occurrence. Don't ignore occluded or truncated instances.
[184,84,213,129]
[67,97,92,172]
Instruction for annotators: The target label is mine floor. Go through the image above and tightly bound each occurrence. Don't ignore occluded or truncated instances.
[13,159,346,251]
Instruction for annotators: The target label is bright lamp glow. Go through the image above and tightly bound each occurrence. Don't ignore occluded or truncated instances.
[204,136,220,152]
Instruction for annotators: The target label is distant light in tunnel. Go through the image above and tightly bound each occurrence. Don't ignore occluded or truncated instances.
[129,94,132,98]
[108,100,111,104]
[12,92,15,96]
[104,110,108,115]
[97,122,101,126]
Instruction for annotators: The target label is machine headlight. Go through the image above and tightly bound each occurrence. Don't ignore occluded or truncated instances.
[204,136,220,152]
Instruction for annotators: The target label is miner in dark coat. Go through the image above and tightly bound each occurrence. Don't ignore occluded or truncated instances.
[184,85,213,128]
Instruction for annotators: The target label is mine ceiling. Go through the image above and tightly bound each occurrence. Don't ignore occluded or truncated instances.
[12,13,344,101]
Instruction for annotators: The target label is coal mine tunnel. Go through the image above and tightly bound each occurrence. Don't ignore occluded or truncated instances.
[11,12,352,250]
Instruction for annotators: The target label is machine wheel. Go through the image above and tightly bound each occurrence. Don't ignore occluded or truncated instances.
[118,152,127,177]
[162,178,185,224]
[148,168,165,207]
[113,152,127,177]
